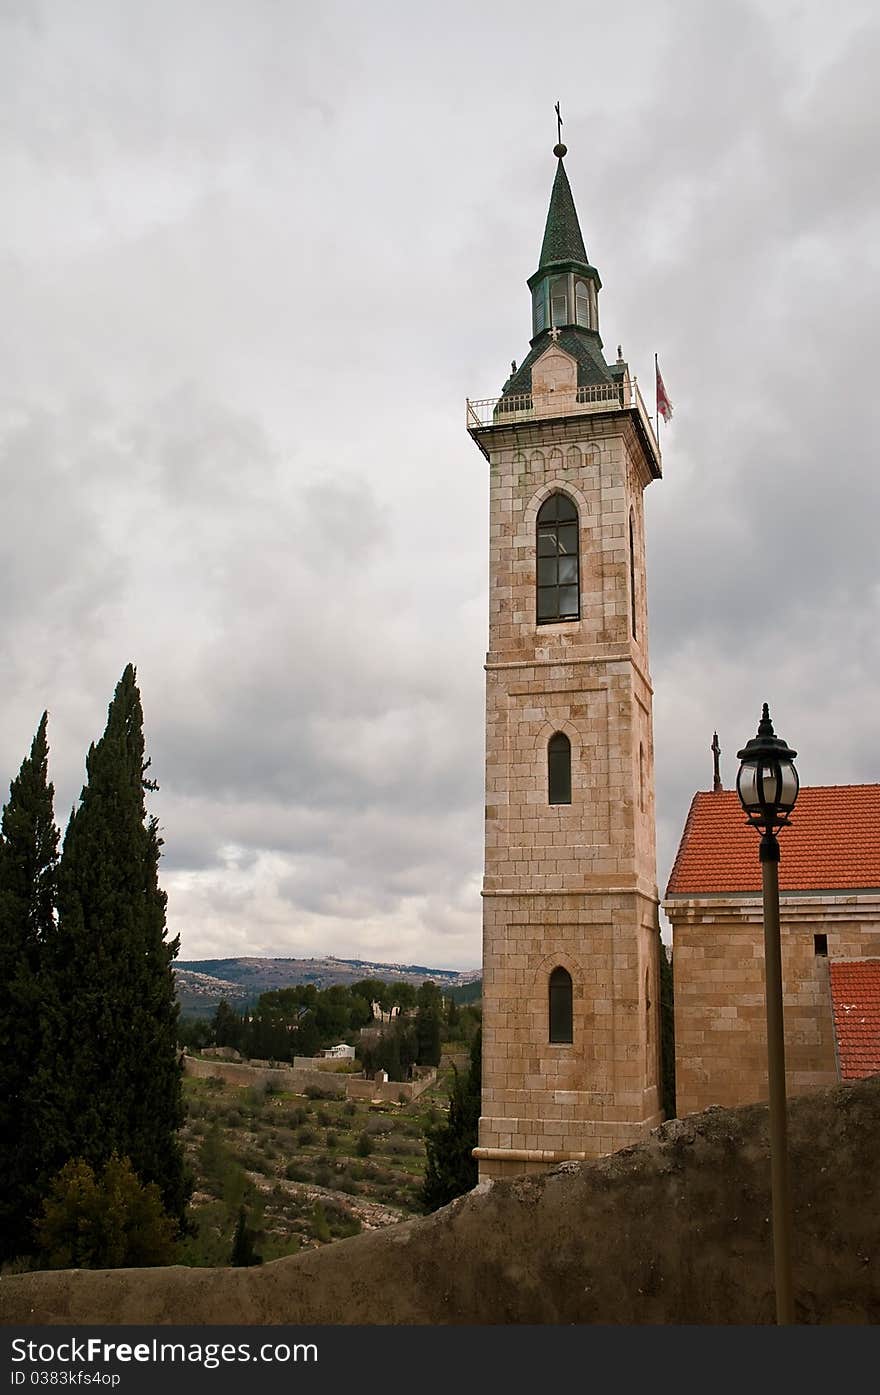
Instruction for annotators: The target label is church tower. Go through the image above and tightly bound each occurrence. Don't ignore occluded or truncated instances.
[467,139,664,1180]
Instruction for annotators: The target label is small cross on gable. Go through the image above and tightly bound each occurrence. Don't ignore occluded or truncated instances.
[548,326,561,341]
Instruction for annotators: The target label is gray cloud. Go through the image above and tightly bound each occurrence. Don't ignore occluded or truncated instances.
[2,0,878,965]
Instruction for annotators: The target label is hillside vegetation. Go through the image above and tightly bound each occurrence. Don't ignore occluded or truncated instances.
[179,1071,451,1265]
[4,1076,878,1325]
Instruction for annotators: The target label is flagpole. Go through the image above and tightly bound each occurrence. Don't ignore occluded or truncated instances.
[655,352,661,452]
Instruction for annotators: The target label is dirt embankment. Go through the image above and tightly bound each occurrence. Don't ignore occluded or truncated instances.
[2,1076,878,1326]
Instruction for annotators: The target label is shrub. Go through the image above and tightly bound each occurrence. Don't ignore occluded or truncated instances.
[36,1155,178,1270]
[356,1133,373,1157]
[365,1116,393,1137]
[325,1131,338,1149]
[296,1127,316,1147]
[303,1085,331,1101]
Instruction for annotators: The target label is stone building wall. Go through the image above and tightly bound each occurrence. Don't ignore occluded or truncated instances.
[666,891,880,1116]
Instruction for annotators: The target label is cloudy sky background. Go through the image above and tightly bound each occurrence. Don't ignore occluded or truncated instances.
[3,0,879,969]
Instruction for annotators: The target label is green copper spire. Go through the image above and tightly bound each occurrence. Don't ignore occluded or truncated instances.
[538,156,589,269]
[501,135,610,402]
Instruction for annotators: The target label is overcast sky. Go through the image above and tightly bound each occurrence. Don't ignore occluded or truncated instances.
[3,0,879,970]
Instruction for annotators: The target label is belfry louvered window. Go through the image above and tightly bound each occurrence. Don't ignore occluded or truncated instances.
[537,492,580,623]
[549,967,573,1044]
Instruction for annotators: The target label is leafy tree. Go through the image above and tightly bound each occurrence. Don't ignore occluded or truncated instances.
[348,993,373,1030]
[391,982,417,1014]
[0,713,59,1262]
[36,1154,178,1270]
[350,978,388,1010]
[445,995,460,1032]
[37,665,190,1232]
[422,1029,482,1211]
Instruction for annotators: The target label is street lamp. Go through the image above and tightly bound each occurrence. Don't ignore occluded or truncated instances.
[736,702,799,1325]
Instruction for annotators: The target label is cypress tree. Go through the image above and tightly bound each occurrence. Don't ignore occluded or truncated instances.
[0,713,58,1261]
[422,1028,481,1211]
[659,936,676,1119]
[415,981,442,1067]
[38,665,190,1231]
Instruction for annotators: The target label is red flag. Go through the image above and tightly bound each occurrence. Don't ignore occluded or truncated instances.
[656,358,673,423]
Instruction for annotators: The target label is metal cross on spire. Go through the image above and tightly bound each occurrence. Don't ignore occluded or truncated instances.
[553,102,567,158]
[711,731,723,792]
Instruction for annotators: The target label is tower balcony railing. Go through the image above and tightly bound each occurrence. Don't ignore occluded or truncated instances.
[466,377,659,458]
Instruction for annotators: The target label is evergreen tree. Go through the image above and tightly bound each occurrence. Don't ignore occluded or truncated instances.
[422,1028,482,1211]
[415,981,442,1067]
[37,665,190,1231]
[659,936,676,1119]
[230,1205,262,1266]
[0,713,59,1261]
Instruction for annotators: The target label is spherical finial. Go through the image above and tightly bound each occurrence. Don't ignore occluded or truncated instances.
[553,142,567,158]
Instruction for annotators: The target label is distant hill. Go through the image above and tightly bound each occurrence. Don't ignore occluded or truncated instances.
[175,955,481,1018]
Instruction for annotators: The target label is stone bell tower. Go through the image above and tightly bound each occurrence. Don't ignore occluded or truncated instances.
[467,139,664,1180]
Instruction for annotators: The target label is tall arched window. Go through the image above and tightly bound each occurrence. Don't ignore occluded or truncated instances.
[629,507,637,639]
[537,492,580,623]
[549,967,573,1044]
[548,732,571,805]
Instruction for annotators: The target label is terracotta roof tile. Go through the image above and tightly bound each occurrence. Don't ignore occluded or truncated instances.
[665,786,880,896]
[829,960,880,1081]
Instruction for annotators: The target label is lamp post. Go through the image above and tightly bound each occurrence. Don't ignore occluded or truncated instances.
[736,703,799,1325]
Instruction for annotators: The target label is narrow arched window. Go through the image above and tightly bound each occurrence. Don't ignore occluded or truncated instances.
[548,732,571,805]
[537,492,579,624]
[629,507,637,639]
[639,741,645,812]
[549,967,573,1044]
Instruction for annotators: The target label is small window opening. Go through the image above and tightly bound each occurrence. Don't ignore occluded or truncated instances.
[549,966,573,1044]
[814,933,828,957]
[548,732,572,805]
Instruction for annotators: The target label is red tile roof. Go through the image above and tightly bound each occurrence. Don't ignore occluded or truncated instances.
[829,959,880,1081]
[665,786,880,896]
